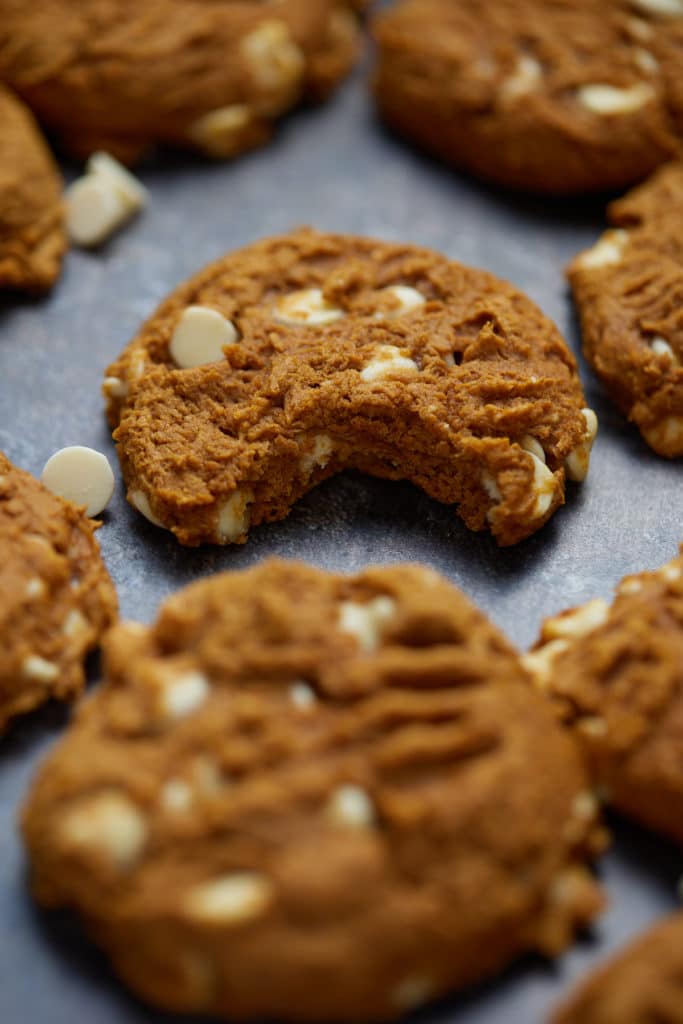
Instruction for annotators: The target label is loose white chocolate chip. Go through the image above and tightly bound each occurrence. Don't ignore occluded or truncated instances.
[377,284,426,316]
[565,408,599,483]
[326,785,376,828]
[24,577,46,600]
[527,451,557,518]
[577,82,655,115]
[520,435,546,463]
[642,415,683,453]
[650,336,680,365]
[241,20,304,94]
[188,104,253,158]
[61,792,147,867]
[338,596,396,653]
[300,433,334,475]
[41,446,115,517]
[290,682,317,710]
[630,0,683,14]
[216,488,254,543]
[103,376,129,400]
[63,609,88,638]
[129,489,164,528]
[22,654,59,682]
[273,288,344,326]
[521,639,570,689]
[161,670,210,720]
[184,873,273,925]
[360,345,419,382]
[169,306,238,369]
[633,48,659,73]
[161,779,194,813]
[500,54,543,102]
[577,230,629,270]
[543,598,610,641]
[87,151,149,212]
[393,977,434,1012]
[65,153,146,247]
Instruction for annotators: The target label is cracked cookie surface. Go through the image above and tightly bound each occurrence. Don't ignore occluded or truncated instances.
[0,0,364,165]
[0,451,117,731]
[525,548,683,846]
[104,228,596,547]
[0,85,65,292]
[23,559,604,1021]
[373,0,683,195]
[568,161,683,456]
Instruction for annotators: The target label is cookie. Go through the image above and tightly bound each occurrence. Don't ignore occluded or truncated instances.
[0,451,117,731]
[103,228,597,547]
[22,559,604,1021]
[524,548,683,846]
[372,0,683,195]
[0,0,365,166]
[568,161,683,457]
[552,913,683,1024]
[0,85,66,292]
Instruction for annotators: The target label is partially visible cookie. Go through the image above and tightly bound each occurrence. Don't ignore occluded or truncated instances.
[0,451,118,731]
[0,85,65,292]
[104,228,597,547]
[373,0,683,195]
[552,913,683,1024]
[0,0,365,165]
[524,548,683,846]
[568,161,683,457]
[22,560,604,1021]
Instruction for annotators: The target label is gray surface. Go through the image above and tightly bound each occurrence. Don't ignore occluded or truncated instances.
[1,45,683,1024]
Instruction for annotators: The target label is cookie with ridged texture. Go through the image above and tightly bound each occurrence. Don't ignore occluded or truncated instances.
[525,548,683,846]
[0,0,365,166]
[104,228,597,547]
[0,85,65,292]
[373,0,683,195]
[22,560,604,1021]
[568,161,683,456]
[0,451,117,731]
[552,912,683,1024]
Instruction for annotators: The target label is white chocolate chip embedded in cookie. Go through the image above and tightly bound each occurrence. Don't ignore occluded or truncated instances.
[169,306,238,369]
[183,873,274,925]
[360,345,419,382]
[60,791,147,869]
[241,20,305,113]
[338,596,396,653]
[326,785,376,828]
[629,0,683,14]
[576,83,655,116]
[41,446,115,517]
[565,409,598,483]
[188,105,255,158]
[216,489,254,543]
[274,288,344,326]
[377,284,426,316]
[575,230,629,271]
[500,54,543,102]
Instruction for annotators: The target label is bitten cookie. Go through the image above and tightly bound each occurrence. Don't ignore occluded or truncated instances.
[0,451,117,731]
[373,0,683,195]
[525,548,683,846]
[104,229,597,547]
[552,913,683,1024]
[0,0,365,166]
[22,560,604,1021]
[0,86,66,292]
[568,161,683,457]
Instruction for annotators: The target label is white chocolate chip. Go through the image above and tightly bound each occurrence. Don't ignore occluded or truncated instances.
[650,336,680,365]
[577,716,609,739]
[572,791,599,821]
[326,784,376,828]
[618,577,643,595]
[241,20,304,94]
[290,682,317,710]
[633,48,659,73]
[565,408,599,483]
[527,451,557,518]
[129,489,164,528]
[160,670,210,720]
[130,351,147,380]
[183,873,273,925]
[521,639,570,689]
[103,376,129,400]
[338,596,396,653]
[300,434,334,475]
[626,16,655,40]
[41,446,115,517]
[630,0,683,15]
[500,54,543,102]
[481,471,502,503]
[360,345,419,382]
[63,609,88,638]
[86,152,148,212]
[22,654,59,682]
[65,154,146,247]
[24,577,46,600]
[377,284,426,316]
[61,792,147,867]
[216,488,254,543]
[577,82,655,115]
[577,230,629,270]
[169,306,238,369]
[273,288,344,326]
[161,779,194,813]
[660,562,683,582]
[543,598,610,641]
[642,415,683,453]
[188,104,253,158]
[520,435,546,463]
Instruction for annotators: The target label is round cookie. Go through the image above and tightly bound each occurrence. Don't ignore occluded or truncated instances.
[524,548,683,846]
[104,228,597,547]
[22,560,604,1021]
[0,0,365,166]
[568,161,683,457]
[0,85,65,292]
[552,913,683,1024]
[0,451,118,731]
[372,0,683,196]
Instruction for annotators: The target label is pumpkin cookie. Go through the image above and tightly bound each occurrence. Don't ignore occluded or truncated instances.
[104,228,597,547]
[0,451,117,731]
[373,0,683,195]
[524,548,683,846]
[22,560,604,1021]
[0,0,365,166]
[0,86,65,292]
[568,161,683,457]
[553,913,683,1024]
